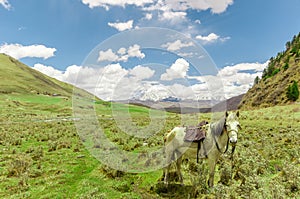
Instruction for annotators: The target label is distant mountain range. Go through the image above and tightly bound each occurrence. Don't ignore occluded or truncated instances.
[117,94,244,114]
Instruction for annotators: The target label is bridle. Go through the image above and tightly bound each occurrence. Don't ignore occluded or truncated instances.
[214,127,238,154]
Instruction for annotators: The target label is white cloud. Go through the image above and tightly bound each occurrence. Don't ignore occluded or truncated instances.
[129,65,155,80]
[159,10,187,22]
[127,44,145,59]
[141,0,233,14]
[220,36,231,42]
[0,0,11,10]
[216,62,268,96]
[81,0,234,14]
[187,61,268,99]
[117,47,127,55]
[161,58,189,81]
[161,40,194,51]
[98,49,119,62]
[195,19,201,24]
[81,0,234,42]
[195,33,231,44]
[33,63,64,81]
[218,62,268,77]
[108,20,134,31]
[0,43,56,60]
[32,59,267,101]
[81,0,154,9]
[196,33,220,43]
[98,44,145,62]
[32,62,156,101]
[145,13,153,20]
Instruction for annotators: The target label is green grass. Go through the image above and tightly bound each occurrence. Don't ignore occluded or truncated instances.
[0,90,300,198]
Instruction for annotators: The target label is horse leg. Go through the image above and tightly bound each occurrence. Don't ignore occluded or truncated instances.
[164,147,174,186]
[164,164,171,186]
[207,158,217,187]
[175,152,184,185]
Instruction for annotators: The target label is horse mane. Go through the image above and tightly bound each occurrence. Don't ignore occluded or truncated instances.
[210,116,226,137]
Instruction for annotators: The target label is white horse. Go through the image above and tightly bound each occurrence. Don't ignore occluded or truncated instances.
[163,111,241,187]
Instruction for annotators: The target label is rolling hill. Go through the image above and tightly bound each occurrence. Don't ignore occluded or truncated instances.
[0,53,73,97]
[239,33,300,109]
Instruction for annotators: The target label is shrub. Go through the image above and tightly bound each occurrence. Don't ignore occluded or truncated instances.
[286,81,299,101]
[7,154,32,177]
[271,68,280,76]
[31,146,44,161]
[283,63,289,70]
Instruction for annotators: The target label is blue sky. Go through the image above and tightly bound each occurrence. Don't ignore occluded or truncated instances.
[1,0,300,101]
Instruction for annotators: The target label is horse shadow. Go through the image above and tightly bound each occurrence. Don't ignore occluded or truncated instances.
[154,171,203,198]
[155,182,197,198]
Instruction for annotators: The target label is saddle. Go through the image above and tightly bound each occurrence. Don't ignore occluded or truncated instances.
[184,120,208,142]
[184,120,208,163]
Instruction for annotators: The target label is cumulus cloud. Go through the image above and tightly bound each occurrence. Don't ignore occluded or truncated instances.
[108,20,134,31]
[0,43,56,60]
[144,13,153,20]
[195,19,201,24]
[140,0,233,14]
[0,0,11,10]
[81,0,234,24]
[81,0,234,41]
[32,59,267,101]
[81,0,233,14]
[196,33,231,44]
[161,58,190,81]
[161,40,194,51]
[196,33,220,42]
[185,61,269,99]
[98,44,145,62]
[218,62,267,77]
[129,65,155,80]
[189,61,268,98]
[159,10,187,22]
[166,0,234,14]
[81,0,154,9]
[33,64,64,81]
[217,62,268,97]
[98,49,119,62]
[32,62,157,101]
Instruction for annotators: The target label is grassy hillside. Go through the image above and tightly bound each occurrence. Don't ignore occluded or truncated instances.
[239,33,300,109]
[0,54,299,198]
[0,53,73,96]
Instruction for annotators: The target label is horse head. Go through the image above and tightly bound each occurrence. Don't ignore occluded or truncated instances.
[225,111,241,144]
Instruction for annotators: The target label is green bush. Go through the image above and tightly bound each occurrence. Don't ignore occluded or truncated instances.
[283,63,289,70]
[271,68,280,76]
[287,81,299,101]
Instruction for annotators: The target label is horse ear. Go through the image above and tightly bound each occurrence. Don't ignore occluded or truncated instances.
[238,124,242,130]
[236,111,240,118]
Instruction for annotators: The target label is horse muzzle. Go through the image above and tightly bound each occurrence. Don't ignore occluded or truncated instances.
[229,137,238,144]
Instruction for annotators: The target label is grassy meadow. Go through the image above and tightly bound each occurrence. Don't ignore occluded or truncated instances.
[0,92,300,198]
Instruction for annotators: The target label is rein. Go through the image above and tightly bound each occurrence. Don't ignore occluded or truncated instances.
[214,134,229,154]
[214,128,238,154]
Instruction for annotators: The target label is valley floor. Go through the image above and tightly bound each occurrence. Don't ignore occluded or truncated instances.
[0,94,299,198]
